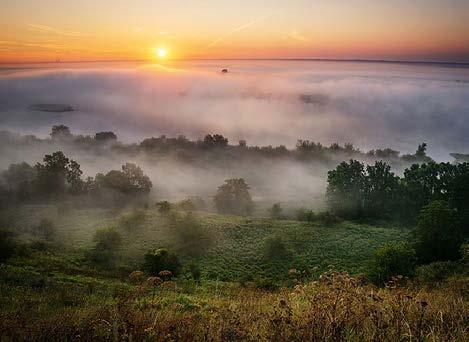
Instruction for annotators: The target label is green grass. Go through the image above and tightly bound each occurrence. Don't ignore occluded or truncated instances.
[1,205,409,282]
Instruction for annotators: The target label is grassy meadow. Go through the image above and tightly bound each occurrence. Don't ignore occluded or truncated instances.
[1,205,408,281]
[1,204,467,340]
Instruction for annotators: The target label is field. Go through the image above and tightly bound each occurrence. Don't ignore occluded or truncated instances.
[1,205,467,341]
[1,253,467,341]
[1,204,409,282]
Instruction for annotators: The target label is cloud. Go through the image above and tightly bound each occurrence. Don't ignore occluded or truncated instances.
[289,30,310,43]
[207,15,269,48]
[28,24,88,37]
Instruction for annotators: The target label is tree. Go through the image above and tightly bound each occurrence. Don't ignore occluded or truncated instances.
[170,213,213,257]
[88,227,122,267]
[414,200,463,263]
[268,203,283,219]
[213,178,254,216]
[143,248,181,276]
[402,143,433,163]
[0,229,15,263]
[93,163,152,202]
[122,163,152,194]
[32,218,56,241]
[368,243,416,285]
[157,201,171,215]
[94,131,117,142]
[2,162,36,201]
[178,198,196,211]
[50,125,72,140]
[446,163,469,238]
[326,160,366,218]
[203,134,228,148]
[35,151,83,196]
[364,161,401,217]
[416,143,427,158]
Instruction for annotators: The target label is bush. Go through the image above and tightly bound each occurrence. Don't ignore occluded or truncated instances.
[414,200,464,263]
[368,243,416,285]
[264,236,292,261]
[88,227,122,267]
[177,199,196,211]
[143,248,182,276]
[156,201,172,215]
[296,208,315,222]
[0,228,16,263]
[188,262,201,283]
[31,218,56,241]
[118,209,146,230]
[415,261,457,284]
[170,213,213,257]
[268,203,283,219]
[254,277,279,291]
[315,211,340,225]
[295,209,340,225]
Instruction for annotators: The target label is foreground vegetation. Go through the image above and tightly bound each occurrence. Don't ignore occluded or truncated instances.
[0,205,408,282]
[1,251,467,341]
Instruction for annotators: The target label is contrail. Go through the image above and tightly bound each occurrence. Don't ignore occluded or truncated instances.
[28,24,88,37]
[207,15,269,48]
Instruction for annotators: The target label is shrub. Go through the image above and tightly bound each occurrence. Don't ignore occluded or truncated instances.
[414,200,464,263]
[156,201,172,215]
[177,199,196,211]
[188,262,201,283]
[32,218,56,241]
[0,228,16,263]
[415,261,457,284]
[170,213,213,257]
[315,211,340,225]
[268,203,283,219]
[88,227,122,267]
[264,236,292,261]
[143,248,182,276]
[188,196,206,210]
[296,209,340,225]
[368,243,416,285]
[296,208,315,222]
[118,209,146,230]
[254,277,279,291]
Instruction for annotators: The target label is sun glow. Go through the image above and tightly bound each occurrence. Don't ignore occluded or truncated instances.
[156,48,167,58]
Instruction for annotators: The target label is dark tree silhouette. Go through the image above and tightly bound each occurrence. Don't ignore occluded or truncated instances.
[50,125,72,140]
[94,131,117,142]
[214,178,254,216]
[414,201,464,263]
[35,151,83,196]
[326,160,366,218]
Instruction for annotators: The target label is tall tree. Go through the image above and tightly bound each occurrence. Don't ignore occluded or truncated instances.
[214,178,254,216]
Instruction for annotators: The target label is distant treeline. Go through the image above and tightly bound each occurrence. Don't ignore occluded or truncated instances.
[0,125,440,166]
[0,151,152,207]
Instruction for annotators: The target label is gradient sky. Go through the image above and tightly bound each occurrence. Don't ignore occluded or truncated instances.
[1,0,469,63]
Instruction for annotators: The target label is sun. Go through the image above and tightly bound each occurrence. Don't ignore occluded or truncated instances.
[156,48,167,58]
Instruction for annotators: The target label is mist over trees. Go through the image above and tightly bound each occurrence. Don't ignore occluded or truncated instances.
[0,149,152,207]
[213,178,254,216]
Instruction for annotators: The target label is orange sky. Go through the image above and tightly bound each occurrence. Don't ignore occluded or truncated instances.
[1,0,469,63]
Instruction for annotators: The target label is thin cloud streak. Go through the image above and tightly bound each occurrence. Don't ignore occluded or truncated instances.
[28,24,89,37]
[207,15,269,48]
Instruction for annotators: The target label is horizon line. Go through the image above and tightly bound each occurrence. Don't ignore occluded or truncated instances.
[1,57,469,67]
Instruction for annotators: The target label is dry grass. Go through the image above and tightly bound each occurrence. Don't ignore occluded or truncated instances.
[1,272,467,341]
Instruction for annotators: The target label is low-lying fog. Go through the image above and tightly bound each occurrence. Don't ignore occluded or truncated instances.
[0,60,468,208]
